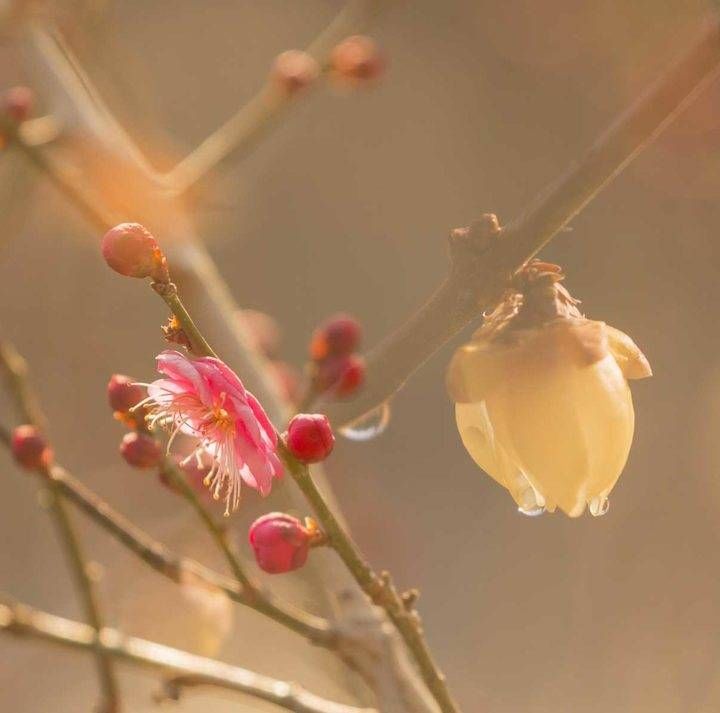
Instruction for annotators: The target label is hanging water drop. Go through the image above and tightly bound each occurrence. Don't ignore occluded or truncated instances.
[517,505,546,517]
[589,496,610,517]
[339,402,391,442]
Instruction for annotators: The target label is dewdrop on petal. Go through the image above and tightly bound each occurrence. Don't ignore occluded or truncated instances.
[447,260,651,518]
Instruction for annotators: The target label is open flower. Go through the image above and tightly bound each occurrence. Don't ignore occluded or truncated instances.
[140,350,282,514]
[447,261,651,518]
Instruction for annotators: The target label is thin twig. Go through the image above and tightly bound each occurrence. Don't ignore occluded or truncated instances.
[321,17,720,427]
[164,0,381,194]
[0,342,120,711]
[280,443,458,713]
[43,462,335,646]
[0,598,372,713]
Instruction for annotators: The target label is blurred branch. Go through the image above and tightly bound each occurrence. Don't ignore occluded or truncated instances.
[322,17,720,427]
[164,0,382,195]
[0,598,373,713]
[0,342,120,711]
[44,462,336,646]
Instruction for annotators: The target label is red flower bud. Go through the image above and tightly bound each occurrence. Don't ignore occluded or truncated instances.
[310,314,361,360]
[101,223,168,282]
[315,354,366,398]
[107,374,144,413]
[248,513,313,574]
[4,86,34,123]
[329,36,385,85]
[271,50,320,95]
[120,432,162,469]
[286,413,334,463]
[11,425,53,470]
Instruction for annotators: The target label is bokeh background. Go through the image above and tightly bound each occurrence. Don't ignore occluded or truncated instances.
[2,1,720,711]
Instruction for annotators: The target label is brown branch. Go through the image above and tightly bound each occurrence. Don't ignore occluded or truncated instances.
[43,462,336,646]
[0,598,373,713]
[321,17,720,427]
[281,443,458,713]
[0,342,120,711]
[164,0,381,195]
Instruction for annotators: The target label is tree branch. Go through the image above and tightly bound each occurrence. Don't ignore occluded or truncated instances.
[321,17,720,427]
[0,598,373,713]
[0,342,120,711]
[164,0,382,195]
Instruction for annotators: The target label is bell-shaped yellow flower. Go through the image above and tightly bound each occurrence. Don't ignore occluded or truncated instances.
[447,261,651,517]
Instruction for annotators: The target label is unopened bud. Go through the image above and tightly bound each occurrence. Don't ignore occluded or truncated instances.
[310,313,361,360]
[3,86,34,123]
[248,513,315,574]
[286,413,334,463]
[120,432,162,469]
[107,374,144,413]
[315,354,366,398]
[271,50,320,94]
[329,36,385,85]
[11,425,53,470]
[101,223,169,282]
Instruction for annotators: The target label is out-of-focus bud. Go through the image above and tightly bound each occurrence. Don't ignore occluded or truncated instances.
[286,413,334,463]
[120,431,162,469]
[3,86,34,123]
[309,313,362,360]
[107,374,144,413]
[101,223,169,282]
[315,353,366,398]
[238,309,282,358]
[448,260,652,518]
[11,425,53,470]
[248,512,319,574]
[329,35,385,85]
[270,49,320,95]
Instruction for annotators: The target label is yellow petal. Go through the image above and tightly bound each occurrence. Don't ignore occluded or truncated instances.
[606,325,652,379]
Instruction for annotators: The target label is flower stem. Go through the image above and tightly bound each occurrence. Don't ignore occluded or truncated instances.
[280,442,460,713]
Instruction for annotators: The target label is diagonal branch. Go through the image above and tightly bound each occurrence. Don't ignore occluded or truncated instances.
[164,0,381,194]
[0,597,373,713]
[321,17,720,427]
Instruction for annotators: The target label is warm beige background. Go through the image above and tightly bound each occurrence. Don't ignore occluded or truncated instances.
[2,1,720,712]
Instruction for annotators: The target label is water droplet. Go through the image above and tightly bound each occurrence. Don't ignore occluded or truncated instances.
[589,496,610,517]
[339,402,391,442]
[518,505,546,517]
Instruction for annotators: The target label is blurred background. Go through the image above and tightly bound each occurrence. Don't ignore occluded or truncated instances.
[2,0,720,711]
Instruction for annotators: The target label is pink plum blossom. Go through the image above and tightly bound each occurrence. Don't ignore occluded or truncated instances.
[140,350,282,514]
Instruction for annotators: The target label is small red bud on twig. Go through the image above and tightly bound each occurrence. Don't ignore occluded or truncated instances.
[11,425,53,470]
[249,512,318,574]
[286,413,335,463]
[101,223,169,282]
[3,86,34,123]
[120,432,162,469]
[107,374,144,413]
[270,50,320,95]
[330,36,385,86]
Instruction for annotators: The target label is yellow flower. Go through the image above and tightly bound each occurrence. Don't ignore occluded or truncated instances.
[447,262,651,517]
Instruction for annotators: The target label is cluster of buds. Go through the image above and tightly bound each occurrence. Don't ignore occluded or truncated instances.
[248,512,326,574]
[307,313,365,399]
[107,373,163,470]
[10,425,53,471]
[269,35,385,95]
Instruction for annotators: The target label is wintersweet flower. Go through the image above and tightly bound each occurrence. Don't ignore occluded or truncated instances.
[447,261,651,518]
[139,350,283,514]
